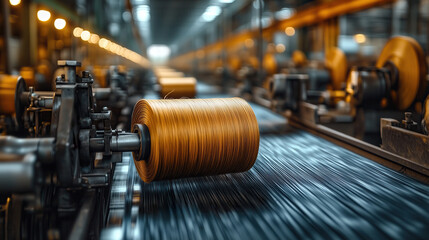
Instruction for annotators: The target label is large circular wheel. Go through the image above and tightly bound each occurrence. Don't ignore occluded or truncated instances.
[376,36,427,110]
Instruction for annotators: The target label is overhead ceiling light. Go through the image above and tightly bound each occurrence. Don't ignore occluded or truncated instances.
[89,34,100,44]
[354,34,366,44]
[135,5,150,21]
[54,18,66,30]
[275,8,293,20]
[37,10,51,22]
[81,30,91,41]
[132,0,148,4]
[9,0,21,6]
[276,44,286,53]
[202,6,222,22]
[219,0,235,3]
[285,27,295,36]
[98,38,110,48]
[73,27,83,37]
[148,45,171,63]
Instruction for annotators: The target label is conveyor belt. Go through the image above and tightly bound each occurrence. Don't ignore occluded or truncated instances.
[131,130,429,239]
[102,94,429,239]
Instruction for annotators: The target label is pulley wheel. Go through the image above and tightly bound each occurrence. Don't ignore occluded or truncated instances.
[376,36,427,110]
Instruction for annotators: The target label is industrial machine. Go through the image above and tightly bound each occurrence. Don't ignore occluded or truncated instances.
[2,0,429,239]
[0,61,150,239]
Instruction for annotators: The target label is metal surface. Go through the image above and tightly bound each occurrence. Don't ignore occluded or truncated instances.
[90,133,141,153]
[0,136,54,163]
[0,153,37,193]
[381,118,429,169]
[132,130,429,239]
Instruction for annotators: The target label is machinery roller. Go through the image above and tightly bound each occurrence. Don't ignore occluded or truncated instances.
[346,36,427,110]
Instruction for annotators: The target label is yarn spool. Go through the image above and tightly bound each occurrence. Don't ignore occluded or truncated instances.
[155,71,185,78]
[131,97,260,183]
[0,75,26,115]
[20,67,36,87]
[158,77,197,98]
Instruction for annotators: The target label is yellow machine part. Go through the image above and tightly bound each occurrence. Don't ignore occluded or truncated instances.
[20,67,35,87]
[376,36,427,110]
[292,50,307,68]
[228,56,242,72]
[263,53,277,76]
[325,47,347,91]
[0,75,20,115]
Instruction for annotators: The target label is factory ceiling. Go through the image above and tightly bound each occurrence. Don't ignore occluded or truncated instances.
[130,0,312,48]
[148,0,209,45]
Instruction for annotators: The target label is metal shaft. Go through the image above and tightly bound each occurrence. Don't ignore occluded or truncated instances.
[0,136,54,163]
[89,133,141,152]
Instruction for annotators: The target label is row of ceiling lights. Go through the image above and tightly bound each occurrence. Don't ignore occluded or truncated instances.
[72,27,149,67]
[9,0,148,67]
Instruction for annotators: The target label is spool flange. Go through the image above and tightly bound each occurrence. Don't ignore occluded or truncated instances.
[376,36,427,110]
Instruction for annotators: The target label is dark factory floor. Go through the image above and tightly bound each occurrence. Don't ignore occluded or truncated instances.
[102,86,429,240]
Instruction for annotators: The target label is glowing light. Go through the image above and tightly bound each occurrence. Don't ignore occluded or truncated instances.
[219,0,235,3]
[73,27,83,37]
[54,18,66,30]
[81,30,91,41]
[354,34,366,44]
[285,27,295,36]
[202,6,221,22]
[275,8,293,20]
[37,10,51,22]
[89,34,100,44]
[244,38,254,48]
[98,38,109,48]
[148,45,171,64]
[276,43,286,53]
[9,0,21,6]
[135,5,150,21]
[109,43,119,53]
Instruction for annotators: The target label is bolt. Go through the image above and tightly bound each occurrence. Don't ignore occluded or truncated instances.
[29,86,34,93]
[405,112,412,123]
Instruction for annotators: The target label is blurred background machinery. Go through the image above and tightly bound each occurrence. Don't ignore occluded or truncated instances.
[1,0,429,239]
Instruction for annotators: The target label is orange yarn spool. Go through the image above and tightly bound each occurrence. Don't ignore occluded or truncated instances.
[158,77,196,98]
[20,67,36,87]
[131,98,260,183]
[156,71,185,78]
[0,75,21,115]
